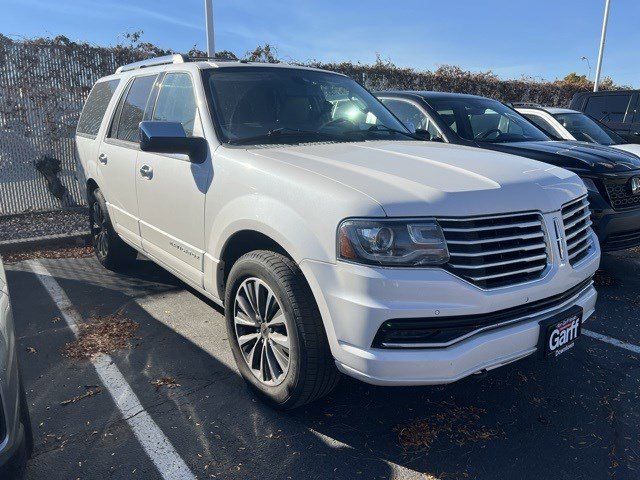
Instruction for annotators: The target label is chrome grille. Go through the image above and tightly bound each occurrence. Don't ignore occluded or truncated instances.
[604,178,640,210]
[562,196,593,265]
[439,212,549,289]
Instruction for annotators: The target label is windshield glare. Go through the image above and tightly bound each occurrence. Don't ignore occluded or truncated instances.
[553,112,624,146]
[203,67,410,145]
[426,98,550,143]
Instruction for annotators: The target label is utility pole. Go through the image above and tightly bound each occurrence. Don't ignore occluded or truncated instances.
[205,0,215,57]
[593,0,611,92]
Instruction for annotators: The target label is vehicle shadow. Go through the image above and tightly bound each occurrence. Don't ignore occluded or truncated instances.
[9,255,639,480]
[10,258,395,480]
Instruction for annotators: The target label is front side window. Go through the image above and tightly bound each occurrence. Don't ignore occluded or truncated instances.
[77,79,120,137]
[426,98,550,143]
[111,74,158,142]
[152,73,197,136]
[203,67,410,145]
[380,98,428,130]
[521,113,558,137]
[584,94,631,123]
[381,98,444,141]
[553,112,624,145]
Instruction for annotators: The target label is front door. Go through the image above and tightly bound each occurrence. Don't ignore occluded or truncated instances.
[135,72,211,286]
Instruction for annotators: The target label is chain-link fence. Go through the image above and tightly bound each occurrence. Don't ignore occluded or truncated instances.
[0,36,593,217]
[0,37,150,216]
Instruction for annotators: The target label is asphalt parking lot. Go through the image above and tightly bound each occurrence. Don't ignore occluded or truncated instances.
[5,249,640,480]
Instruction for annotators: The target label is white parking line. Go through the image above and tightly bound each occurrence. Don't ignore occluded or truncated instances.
[26,260,197,480]
[583,329,640,354]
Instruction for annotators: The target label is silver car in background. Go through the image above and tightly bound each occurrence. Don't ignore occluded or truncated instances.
[0,257,32,478]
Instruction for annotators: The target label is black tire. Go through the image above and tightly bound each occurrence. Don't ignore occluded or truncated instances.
[224,250,339,409]
[0,378,31,480]
[89,188,137,271]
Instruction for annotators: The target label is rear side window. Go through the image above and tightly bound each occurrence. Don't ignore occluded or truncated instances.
[77,79,120,137]
[110,74,158,142]
[152,73,197,136]
[584,94,631,122]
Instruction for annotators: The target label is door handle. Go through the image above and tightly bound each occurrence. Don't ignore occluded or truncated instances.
[139,164,153,179]
[98,153,108,165]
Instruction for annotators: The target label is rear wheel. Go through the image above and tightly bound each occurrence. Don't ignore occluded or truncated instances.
[89,188,137,271]
[225,250,339,409]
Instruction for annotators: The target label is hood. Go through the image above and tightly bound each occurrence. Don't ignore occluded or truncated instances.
[485,140,640,175]
[248,141,585,217]
[612,143,640,157]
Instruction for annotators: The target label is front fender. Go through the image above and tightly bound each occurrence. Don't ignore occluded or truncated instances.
[208,194,329,264]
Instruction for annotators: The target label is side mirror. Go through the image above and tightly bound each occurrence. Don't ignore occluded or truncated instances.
[139,121,207,163]
[413,128,433,141]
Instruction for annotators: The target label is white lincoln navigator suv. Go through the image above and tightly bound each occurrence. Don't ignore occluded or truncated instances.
[76,55,600,408]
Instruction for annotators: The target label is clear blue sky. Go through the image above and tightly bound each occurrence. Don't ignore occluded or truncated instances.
[3,0,639,86]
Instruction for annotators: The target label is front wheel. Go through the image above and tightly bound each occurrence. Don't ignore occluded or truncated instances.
[225,251,339,409]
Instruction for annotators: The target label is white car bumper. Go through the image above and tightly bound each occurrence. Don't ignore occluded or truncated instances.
[300,232,599,386]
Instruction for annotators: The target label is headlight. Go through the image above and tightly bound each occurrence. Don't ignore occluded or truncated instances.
[337,219,450,266]
[580,177,599,193]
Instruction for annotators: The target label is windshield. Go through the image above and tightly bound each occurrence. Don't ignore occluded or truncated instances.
[553,112,625,146]
[426,97,550,143]
[203,67,411,145]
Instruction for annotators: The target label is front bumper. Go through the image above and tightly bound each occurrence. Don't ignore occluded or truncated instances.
[300,228,600,386]
[591,206,640,251]
[334,283,596,385]
[589,186,640,251]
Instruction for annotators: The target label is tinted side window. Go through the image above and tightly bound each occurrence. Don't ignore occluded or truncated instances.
[77,79,120,137]
[112,75,158,142]
[584,94,631,122]
[435,108,458,133]
[522,113,557,137]
[152,73,197,136]
[381,99,428,130]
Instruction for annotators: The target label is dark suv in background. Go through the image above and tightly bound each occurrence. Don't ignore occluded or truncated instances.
[570,90,640,144]
[377,90,640,251]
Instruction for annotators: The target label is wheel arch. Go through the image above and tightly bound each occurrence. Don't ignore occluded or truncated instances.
[86,177,100,202]
[215,228,294,301]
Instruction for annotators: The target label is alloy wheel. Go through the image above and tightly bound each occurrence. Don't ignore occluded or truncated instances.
[91,201,109,259]
[233,277,290,386]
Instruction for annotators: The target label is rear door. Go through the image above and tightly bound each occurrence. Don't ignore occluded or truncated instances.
[583,92,634,139]
[97,74,159,248]
[75,79,121,188]
[135,72,211,286]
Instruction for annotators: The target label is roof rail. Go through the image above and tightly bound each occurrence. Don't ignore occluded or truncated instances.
[510,102,543,109]
[115,54,186,74]
[187,56,246,63]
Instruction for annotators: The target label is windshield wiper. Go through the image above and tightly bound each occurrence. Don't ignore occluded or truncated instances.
[342,124,417,140]
[229,128,342,145]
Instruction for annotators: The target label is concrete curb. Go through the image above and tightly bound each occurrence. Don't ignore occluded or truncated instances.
[0,231,91,254]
